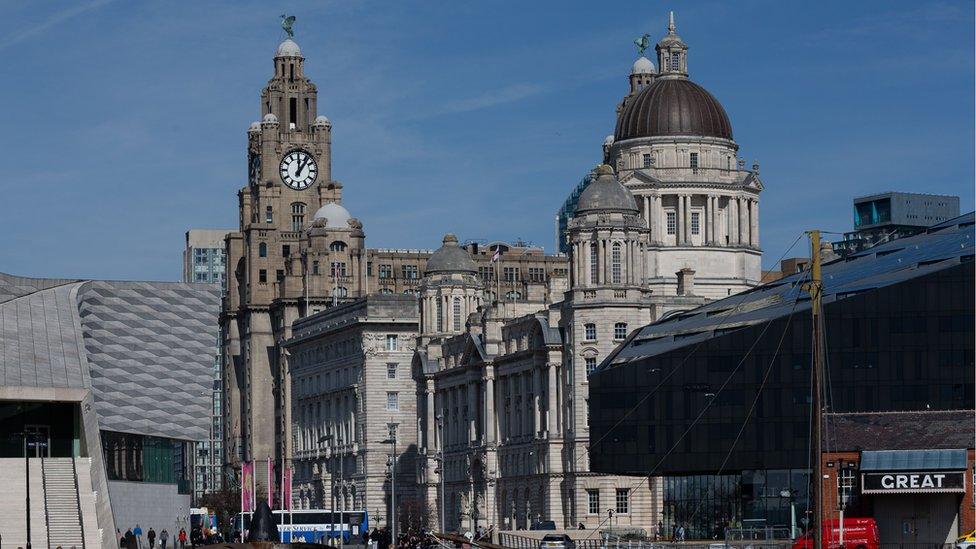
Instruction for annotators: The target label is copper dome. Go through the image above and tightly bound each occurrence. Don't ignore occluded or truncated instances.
[614,78,733,141]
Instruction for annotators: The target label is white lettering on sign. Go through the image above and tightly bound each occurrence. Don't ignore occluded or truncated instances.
[880,473,947,490]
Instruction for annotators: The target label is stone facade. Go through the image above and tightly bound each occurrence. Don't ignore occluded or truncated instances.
[285,295,420,525]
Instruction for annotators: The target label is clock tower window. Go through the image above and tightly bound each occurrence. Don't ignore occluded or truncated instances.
[289,98,298,127]
[291,203,306,231]
[265,206,273,223]
[259,243,267,257]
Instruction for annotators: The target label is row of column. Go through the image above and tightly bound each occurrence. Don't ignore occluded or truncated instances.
[296,391,356,452]
[638,194,759,247]
[569,238,646,288]
[425,362,562,451]
[421,291,479,336]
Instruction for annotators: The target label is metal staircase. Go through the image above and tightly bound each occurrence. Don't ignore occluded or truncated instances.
[42,458,86,549]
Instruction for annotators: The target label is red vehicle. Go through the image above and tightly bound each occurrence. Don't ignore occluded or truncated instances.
[792,518,880,549]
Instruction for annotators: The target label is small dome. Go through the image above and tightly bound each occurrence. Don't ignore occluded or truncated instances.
[262,113,279,124]
[313,115,331,127]
[426,234,477,275]
[276,38,302,58]
[576,165,638,214]
[632,56,655,75]
[312,202,352,229]
[248,121,261,132]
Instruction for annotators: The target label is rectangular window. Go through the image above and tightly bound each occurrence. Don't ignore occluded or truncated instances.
[590,244,599,283]
[386,392,399,411]
[331,262,347,277]
[312,260,319,275]
[291,203,306,232]
[386,363,397,379]
[478,266,493,281]
[528,267,546,282]
[689,152,699,171]
[614,323,627,340]
[258,269,267,283]
[276,269,285,281]
[379,264,393,279]
[401,265,419,279]
[503,267,519,282]
[436,300,443,332]
[670,52,680,71]
[453,298,462,331]
[584,323,596,341]
[282,245,290,257]
[642,154,652,168]
[666,211,677,235]
[587,490,600,514]
[615,489,629,514]
[386,335,397,351]
[585,357,597,375]
[265,206,273,224]
[691,212,700,235]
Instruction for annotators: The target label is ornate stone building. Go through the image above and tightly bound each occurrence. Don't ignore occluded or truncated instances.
[603,13,762,302]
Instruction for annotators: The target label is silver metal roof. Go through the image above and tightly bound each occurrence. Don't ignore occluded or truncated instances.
[601,212,975,370]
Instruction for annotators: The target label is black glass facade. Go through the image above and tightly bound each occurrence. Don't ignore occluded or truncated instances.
[589,260,974,532]
[102,430,192,492]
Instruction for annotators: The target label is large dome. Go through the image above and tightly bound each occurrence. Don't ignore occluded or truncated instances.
[576,165,638,214]
[615,78,733,141]
[426,234,477,275]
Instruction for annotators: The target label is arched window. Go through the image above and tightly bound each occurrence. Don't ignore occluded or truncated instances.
[329,241,347,252]
[590,243,599,284]
[505,291,522,300]
[611,242,622,284]
[258,242,267,257]
[291,202,306,231]
[452,297,462,331]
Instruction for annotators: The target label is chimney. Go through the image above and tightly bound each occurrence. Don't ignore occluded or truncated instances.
[676,268,696,296]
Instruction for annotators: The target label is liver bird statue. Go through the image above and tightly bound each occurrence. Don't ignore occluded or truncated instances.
[281,14,296,38]
[634,33,650,56]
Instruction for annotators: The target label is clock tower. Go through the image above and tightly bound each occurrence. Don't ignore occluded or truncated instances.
[222,32,357,490]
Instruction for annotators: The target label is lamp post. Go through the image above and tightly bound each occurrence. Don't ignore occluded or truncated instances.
[381,422,400,543]
[436,414,446,533]
[13,430,44,549]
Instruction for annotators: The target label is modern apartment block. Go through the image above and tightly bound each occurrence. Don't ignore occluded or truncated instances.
[833,192,960,256]
[184,229,232,499]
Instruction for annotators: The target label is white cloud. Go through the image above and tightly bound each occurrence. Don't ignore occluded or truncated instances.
[0,0,117,52]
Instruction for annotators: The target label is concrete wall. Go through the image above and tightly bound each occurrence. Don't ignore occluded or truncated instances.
[108,480,192,536]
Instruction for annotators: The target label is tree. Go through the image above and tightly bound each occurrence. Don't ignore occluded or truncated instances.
[397,498,433,534]
[198,488,241,531]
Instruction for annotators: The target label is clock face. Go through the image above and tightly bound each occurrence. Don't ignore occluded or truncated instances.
[279,149,318,190]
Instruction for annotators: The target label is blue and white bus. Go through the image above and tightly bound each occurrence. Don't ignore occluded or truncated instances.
[236,510,370,543]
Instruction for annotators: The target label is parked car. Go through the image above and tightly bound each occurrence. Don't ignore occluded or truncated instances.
[539,534,575,549]
[791,518,879,549]
[956,530,976,549]
[531,521,557,531]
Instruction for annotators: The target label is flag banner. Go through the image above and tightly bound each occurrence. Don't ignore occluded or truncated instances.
[282,466,293,511]
[241,461,255,512]
[267,459,275,508]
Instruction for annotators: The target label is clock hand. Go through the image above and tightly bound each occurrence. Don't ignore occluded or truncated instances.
[296,156,309,176]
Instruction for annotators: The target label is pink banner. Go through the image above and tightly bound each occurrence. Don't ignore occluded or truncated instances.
[281,466,292,511]
[241,461,254,512]
[267,459,275,508]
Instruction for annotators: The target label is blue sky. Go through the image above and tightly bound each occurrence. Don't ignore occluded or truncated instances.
[1,0,973,281]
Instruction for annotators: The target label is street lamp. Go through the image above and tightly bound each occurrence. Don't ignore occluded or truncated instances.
[12,430,44,549]
[380,422,400,543]
[436,413,446,533]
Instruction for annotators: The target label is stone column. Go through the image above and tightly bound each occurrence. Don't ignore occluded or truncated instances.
[546,363,557,436]
[468,380,477,443]
[729,198,739,245]
[485,371,496,444]
[686,194,693,245]
[426,380,436,449]
[532,367,541,437]
[644,196,652,240]
[750,199,759,247]
[710,196,718,245]
[676,196,684,244]
[739,197,749,245]
[508,375,517,438]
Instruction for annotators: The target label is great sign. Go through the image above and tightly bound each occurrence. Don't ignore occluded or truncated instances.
[862,471,965,494]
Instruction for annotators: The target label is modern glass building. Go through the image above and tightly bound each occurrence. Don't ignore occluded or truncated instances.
[588,213,975,538]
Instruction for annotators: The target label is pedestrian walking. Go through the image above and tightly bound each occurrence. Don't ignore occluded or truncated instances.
[125,529,137,549]
[134,525,143,549]
[147,528,156,549]
[178,529,187,549]
[160,530,169,549]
